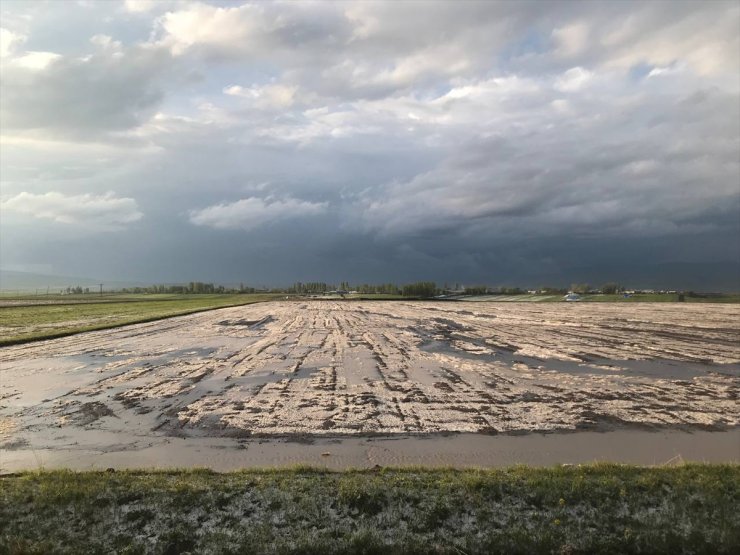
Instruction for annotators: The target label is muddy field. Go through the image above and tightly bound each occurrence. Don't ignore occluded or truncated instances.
[1,301,739,469]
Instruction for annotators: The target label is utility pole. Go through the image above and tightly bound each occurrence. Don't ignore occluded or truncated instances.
[99,283,103,297]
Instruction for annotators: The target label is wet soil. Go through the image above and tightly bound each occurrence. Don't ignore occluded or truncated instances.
[1,301,738,470]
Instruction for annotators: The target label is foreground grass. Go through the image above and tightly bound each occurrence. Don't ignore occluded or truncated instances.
[0,294,282,346]
[2,465,738,554]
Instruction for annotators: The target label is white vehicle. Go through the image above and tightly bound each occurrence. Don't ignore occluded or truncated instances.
[564,293,582,301]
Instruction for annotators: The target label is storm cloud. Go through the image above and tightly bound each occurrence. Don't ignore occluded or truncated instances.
[0,0,738,289]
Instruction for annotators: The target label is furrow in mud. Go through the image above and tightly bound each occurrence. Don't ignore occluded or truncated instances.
[1,301,738,453]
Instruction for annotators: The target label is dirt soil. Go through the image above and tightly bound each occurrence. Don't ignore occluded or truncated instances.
[1,301,738,469]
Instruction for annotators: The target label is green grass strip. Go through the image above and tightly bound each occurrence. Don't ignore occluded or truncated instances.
[0,294,282,347]
[2,464,738,554]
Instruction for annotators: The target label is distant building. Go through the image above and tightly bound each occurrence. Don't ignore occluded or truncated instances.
[442,288,466,296]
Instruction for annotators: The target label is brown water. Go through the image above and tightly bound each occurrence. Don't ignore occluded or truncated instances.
[2,430,738,473]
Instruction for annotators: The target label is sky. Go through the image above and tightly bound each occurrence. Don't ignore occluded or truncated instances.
[0,0,738,290]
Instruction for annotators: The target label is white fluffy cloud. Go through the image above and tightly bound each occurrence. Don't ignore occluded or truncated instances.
[223,83,299,109]
[189,197,327,231]
[0,43,170,138]
[0,27,24,57]
[554,67,593,92]
[1,191,143,229]
[10,51,61,70]
[156,3,261,56]
[123,0,160,13]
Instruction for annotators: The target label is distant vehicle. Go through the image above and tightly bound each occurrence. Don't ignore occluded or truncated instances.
[564,293,582,302]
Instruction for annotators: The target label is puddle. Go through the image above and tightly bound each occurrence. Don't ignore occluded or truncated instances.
[419,334,740,380]
[218,316,274,328]
[2,429,738,472]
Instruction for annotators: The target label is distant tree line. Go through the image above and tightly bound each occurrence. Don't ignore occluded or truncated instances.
[61,279,695,298]
[64,286,90,294]
[463,285,489,295]
[569,283,624,294]
[401,282,437,298]
[353,283,400,294]
[287,282,332,294]
[118,282,259,294]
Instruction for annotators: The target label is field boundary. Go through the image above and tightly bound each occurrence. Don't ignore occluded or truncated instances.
[0,296,280,348]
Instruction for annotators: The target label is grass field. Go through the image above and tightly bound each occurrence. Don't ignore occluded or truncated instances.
[582,293,740,303]
[0,294,282,346]
[454,293,740,303]
[2,464,738,554]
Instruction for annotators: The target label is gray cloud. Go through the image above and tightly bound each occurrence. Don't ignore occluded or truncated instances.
[355,80,739,239]
[0,1,738,289]
[0,40,172,138]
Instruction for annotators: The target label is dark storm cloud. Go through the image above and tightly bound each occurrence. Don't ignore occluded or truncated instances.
[0,1,738,289]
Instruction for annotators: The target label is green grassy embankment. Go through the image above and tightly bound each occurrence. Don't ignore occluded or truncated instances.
[2,464,738,554]
[0,294,282,347]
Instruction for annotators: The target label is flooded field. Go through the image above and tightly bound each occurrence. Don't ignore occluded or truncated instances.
[1,301,738,470]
